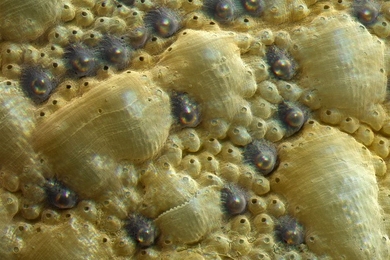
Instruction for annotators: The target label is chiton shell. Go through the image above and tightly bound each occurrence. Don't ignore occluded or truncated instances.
[33,71,171,198]
[270,120,389,259]
[155,186,223,245]
[292,13,387,130]
[152,29,257,124]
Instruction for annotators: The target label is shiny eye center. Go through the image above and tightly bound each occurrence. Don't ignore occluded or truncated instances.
[255,153,274,170]
[180,111,195,123]
[358,6,377,23]
[72,56,93,72]
[284,230,300,245]
[272,59,292,77]
[244,0,261,12]
[216,2,234,19]
[55,190,72,204]
[31,78,48,95]
[221,187,247,215]
[172,92,201,128]
[137,227,154,245]
[155,17,177,37]
[227,194,246,214]
[45,179,78,209]
[356,3,379,24]
[107,47,124,62]
[285,108,304,127]
[145,8,180,38]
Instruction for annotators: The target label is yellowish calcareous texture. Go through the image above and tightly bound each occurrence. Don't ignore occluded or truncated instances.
[0,0,390,259]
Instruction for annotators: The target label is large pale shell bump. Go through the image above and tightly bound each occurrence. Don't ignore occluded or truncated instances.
[33,71,171,198]
[152,29,257,122]
[291,13,387,130]
[155,186,223,245]
[270,121,389,259]
[0,0,62,42]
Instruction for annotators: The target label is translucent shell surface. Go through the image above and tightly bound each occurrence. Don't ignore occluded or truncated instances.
[140,165,199,218]
[33,71,171,198]
[292,13,386,129]
[0,80,41,190]
[270,121,389,259]
[155,186,223,245]
[19,221,113,259]
[0,0,62,41]
[153,29,257,122]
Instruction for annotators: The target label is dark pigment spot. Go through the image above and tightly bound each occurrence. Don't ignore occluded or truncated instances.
[266,45,297,80]
[99,35,130,70]
[44,179,78,209]
[144,8,181,38]
[204,0,240,23]
[275,215,305,245]
[277,102,307,137]
[221,184,247,215]
[64,43,98,78]
[125,214,158,247]
[20,66,55,104]
[171,91,201,128]
[353,0,379,25]
[240,0,263,16]
[244,140,278,175]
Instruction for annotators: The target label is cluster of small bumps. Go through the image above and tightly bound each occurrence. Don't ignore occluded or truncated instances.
[0,0,390,259]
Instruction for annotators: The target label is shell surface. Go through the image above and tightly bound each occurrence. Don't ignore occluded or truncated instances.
[1,0,390,259]
[0,80,42,192]
[153,29,257,123]
[155,186,223,245]
[270,121,388,259]
[0,0,62,41]
[292,13,386,129]
[33,71,171,198]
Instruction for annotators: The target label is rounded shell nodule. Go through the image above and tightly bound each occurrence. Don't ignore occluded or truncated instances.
[0,1,390,259]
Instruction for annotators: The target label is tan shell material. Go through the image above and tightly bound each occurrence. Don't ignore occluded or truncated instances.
[33,71,171,198]
[155,186,223,245]
[292,13,386,130]
[270,121,389,259]
[1,1,390,259]
[0,80,41,190]
[0,0,62,41]
[140,164,199,218]
[263,0,312,24]
[152,29,257,122]
[20,221,113,259]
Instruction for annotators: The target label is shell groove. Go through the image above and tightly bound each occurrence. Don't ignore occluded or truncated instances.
[33,71,172,198]
[270,121,389,259]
